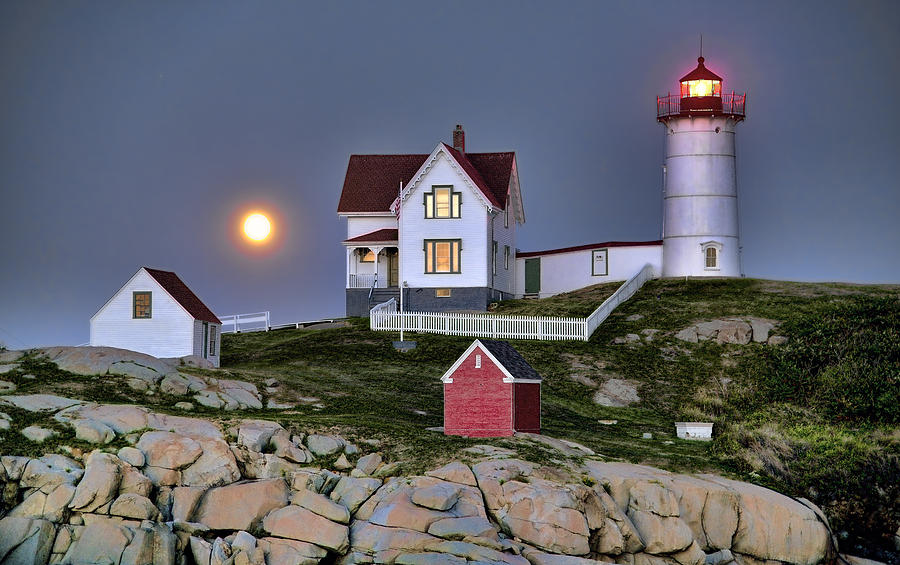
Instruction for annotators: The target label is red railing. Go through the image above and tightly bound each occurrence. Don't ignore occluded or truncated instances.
[657,92,746,120]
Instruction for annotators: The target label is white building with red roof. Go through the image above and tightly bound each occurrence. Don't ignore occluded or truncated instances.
[338,126,524,316]
[90,267,222,366]
[341,55,747,314]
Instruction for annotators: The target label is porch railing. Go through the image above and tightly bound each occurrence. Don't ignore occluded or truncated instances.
[369,264,655,341]
[349,273,377,288]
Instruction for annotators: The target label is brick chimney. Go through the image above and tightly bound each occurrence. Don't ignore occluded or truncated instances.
[453,124,465,153]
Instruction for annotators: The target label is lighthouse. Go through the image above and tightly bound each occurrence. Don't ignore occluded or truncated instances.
[657,56,747,277]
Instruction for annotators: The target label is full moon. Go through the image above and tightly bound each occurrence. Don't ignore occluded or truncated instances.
[243,213,271,241]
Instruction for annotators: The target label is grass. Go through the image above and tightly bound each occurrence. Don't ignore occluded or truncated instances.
[1,277,896,555]
[222,277,899,553]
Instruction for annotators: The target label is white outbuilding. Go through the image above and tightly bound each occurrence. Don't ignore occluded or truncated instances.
[90,267,222,367]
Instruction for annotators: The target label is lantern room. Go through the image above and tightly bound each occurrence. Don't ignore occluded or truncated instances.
[657,56,746,122]
[679,56,722,113]
[680,56,722,98]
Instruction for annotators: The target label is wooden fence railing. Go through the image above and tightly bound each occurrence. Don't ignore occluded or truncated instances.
[370,263,655,341]
[220,311,270,334]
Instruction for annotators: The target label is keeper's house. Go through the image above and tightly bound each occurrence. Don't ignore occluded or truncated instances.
[442,339,541,437]
[90,267,222,366]
[337,125,524,317]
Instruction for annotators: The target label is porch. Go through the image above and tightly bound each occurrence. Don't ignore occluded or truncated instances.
[344,237,399,290]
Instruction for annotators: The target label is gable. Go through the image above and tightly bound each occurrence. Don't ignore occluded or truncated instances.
[91,269,189,323]
[338,145,516,215]
[91,268,220,324]
[441,339,541,384]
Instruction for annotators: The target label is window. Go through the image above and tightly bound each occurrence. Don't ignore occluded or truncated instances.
[435,288,451,298]
[504,245,510,270]
[133,292,151,319]
[359,248,375,262]
[209,326,217,357]
[424,240,461,273]
[424,186,461,218]
[475,354,482,368]
[504,206,509,228]
[701,241,722,270]
[492,241,498,275]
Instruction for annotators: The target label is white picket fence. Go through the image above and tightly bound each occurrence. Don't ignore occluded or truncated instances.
[370,263,655,341]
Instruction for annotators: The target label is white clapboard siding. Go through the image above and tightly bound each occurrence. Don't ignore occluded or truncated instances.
[515,244,662,297]
[399,151,490,289]
[91,269,195,358]
[346,216,398,239]
[371,263,655,342]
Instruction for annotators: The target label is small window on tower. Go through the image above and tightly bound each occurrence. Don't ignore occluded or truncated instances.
[705,247,717,269]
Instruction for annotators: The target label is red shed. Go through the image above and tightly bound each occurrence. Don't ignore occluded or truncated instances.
[442,339,542,437]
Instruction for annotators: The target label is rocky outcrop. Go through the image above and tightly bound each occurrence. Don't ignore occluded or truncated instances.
[0,396,835,565]
[674,318,783,345]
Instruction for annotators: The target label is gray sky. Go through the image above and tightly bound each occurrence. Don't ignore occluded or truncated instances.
[1,1,898,349]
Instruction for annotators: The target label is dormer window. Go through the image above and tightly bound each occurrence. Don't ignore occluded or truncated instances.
[425,186,461,218]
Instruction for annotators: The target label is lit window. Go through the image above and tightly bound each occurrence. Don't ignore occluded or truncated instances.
[436,288,451,298]
[682,79,721,98]
[209,326,217,356]
[424,240,461,273]
[705,247,717,269]
[424,186,461,218]
[359,248,375,262]
[133,291,151,319]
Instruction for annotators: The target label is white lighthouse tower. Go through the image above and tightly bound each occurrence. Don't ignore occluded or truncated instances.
[657,56,747,277]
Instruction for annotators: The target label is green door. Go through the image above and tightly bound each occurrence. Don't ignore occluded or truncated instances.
[525,258,541,294]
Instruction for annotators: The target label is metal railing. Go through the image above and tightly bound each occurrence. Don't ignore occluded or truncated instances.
[220,311,270,333]
[656,92,746,120]
[370,264,656,341]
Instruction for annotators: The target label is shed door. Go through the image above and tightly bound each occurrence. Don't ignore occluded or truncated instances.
[513,383,541,433]
[525,258,541,294]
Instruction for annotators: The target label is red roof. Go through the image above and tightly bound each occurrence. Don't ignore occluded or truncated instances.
[337,146,515,214]
[680,57,723,82]
[517,240,662,258]
[144,268,221,324]
[343,229,398,244]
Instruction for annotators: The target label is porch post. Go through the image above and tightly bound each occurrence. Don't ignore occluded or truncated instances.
[370,246,385,288]
[346,247,352,288]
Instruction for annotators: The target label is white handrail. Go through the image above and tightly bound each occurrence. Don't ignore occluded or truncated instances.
[220,311,271,334]
[584,263,655,338]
